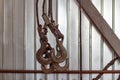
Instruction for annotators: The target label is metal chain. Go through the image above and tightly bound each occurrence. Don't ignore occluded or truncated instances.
[48,0,54,22]
[36,0,53,66]
[36,0,69,73]
[92,57,119,80]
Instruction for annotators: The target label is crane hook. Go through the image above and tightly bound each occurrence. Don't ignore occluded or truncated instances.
[51,38,67,63]
[36,26,52,65]
[52,58,69,71]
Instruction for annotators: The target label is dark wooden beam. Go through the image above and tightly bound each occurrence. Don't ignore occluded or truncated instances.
[77,0,120,57]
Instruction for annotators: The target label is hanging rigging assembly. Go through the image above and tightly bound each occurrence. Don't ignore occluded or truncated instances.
[36,0,69,73]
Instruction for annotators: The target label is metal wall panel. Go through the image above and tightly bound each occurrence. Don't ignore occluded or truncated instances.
[25,0,35,80]
[3,0,14,80]
[91,0,101,79]
[81,11,90,80]
[13,0,25,80]
[103,0,113,80]
[69,0,79,80]
[0,0,4,80]
[0,0,120,80]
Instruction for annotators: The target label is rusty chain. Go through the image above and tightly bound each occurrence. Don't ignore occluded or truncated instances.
[92,57,120,80]
[36,0,69,73]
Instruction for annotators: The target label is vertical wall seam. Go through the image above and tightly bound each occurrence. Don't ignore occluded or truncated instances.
[112,0,115,31]
[89,22,92,80]
[2,0,5,79]
[23,0,26,79]
[78,4,81,80]
[12,0,15,79]
[100,0,104,80]
[34,0,37,80]
[2,0,4,80]
[79,6,82,80]
[112,0,115,79]
[66,0,70,80]
[89,0,92,80]
[24,0,27,80]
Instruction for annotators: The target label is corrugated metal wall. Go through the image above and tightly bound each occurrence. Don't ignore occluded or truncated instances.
[0,0,120,80]
[82,0,120,80]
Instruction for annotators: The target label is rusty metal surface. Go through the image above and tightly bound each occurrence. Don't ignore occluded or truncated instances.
[36,0,69,73]
[1,70,120,74]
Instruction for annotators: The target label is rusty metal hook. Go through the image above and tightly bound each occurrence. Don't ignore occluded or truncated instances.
[36,0,69,72]
[41,49,55,73]
[41,64,54,73]
[52,58,69,71]
[51,38,67,63]
[36,25,53,65]
[42,14,64,40]
[36,42,52,65]
[51,39,69,71]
